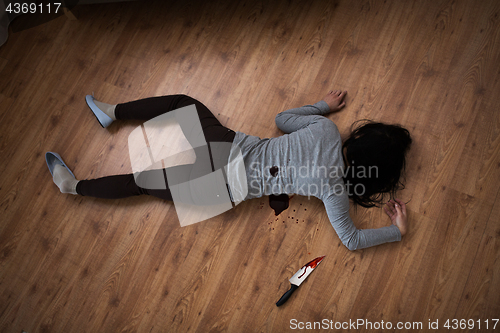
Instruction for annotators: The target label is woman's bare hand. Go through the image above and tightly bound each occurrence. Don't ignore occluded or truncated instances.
[383,199,408,236]
[323,90,347,112]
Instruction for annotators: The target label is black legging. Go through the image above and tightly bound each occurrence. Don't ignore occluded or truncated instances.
[76,95,236,201]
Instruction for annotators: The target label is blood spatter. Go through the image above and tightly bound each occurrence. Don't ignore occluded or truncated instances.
[298,256,325,278]
[270,166,279,177]
[269,194,289,216]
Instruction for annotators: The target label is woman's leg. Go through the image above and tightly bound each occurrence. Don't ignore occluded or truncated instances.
[76,174,157,199]
[115,94,235,143]
[76,164,193,201]
[116,93,236,193]
[75,94,236,201]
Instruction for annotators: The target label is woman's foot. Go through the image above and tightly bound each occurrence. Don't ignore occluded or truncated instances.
[53,164,79,194]
[323,90,347,112]
[85,95,116,128]
[93,100,117,121]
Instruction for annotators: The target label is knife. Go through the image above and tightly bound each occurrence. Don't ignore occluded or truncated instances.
[276,255,325,306]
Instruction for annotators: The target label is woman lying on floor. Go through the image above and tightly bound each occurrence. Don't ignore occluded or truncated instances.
[46,90,412,251]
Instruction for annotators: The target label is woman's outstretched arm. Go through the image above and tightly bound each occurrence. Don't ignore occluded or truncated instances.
[274,90,347,134]
[323,192,403,251]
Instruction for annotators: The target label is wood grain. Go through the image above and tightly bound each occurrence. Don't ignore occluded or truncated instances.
[1,0,499,332]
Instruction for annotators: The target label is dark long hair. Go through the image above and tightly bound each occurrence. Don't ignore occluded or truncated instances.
[342,120,412,208]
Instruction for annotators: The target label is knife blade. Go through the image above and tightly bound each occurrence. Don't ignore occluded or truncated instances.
[276,255,325,306]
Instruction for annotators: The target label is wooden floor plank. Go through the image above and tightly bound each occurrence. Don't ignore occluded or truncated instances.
[455,188,500,322]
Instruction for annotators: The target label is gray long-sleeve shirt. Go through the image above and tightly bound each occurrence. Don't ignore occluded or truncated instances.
[227,100,401,250]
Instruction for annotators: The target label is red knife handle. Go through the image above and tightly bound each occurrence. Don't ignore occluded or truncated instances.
[276,284,299,306]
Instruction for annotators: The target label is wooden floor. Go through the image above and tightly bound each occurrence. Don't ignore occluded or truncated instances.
[1,0,499,332]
